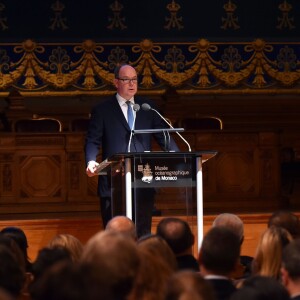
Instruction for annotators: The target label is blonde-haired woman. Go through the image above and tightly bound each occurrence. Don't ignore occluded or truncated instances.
[48,234,83,263]
[252,226,293,279]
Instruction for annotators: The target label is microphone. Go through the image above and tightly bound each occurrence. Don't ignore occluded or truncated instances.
[127,103,140,152]
[133,103,141,113]
[141,103,191,152]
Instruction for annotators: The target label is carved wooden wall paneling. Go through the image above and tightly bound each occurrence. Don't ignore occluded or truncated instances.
[0,133,100,217]
[176,131,282,213]
[15,135,65,202]
[0,130,287,219]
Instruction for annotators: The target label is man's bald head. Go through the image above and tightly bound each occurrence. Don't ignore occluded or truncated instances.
[106,216,137,240]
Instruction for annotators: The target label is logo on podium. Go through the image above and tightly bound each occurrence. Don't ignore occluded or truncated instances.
[138,163,153,184]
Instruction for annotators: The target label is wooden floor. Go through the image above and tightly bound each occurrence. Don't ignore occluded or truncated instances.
[0,213,278,261]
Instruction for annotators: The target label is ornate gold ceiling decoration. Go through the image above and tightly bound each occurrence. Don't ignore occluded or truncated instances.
[0,38,299,96]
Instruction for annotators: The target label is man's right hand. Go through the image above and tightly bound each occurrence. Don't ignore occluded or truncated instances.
[86,160,100,177]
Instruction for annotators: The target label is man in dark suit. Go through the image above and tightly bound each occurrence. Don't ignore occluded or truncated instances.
[156,217,199,271]
[199,226,240,300]
[85,64,179,237]
[212,213,253,279]
[281,239,300,300]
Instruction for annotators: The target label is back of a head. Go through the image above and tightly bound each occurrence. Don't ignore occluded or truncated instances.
[48,234,83,263]
[282,239,300,280]
[156,217,194,255]
[231,276,290,300]
[166,271,216,300]
[199,227,241,275]
[212,213,244,242]
[0,235,26,272]
[31,247,71,280]
[28,262,91,300]
[0,227,30,271]
[0,227,28,254]
[137,234,177,271]
[81,230,140,300]
[128,235,177,300]
[253,226,292,278]
[105,216,137,240]
[0,245,25,298]
[268,210,300,238]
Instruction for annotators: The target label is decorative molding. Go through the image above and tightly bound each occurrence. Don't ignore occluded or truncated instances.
[0,39,299,96]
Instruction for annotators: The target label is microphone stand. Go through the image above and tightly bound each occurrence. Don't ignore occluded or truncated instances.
[142,104,191,152]
[127,104,140,152]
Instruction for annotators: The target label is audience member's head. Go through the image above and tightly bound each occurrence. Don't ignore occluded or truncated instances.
[0,234,26,272]
[166,270,216,300]
[268,210,300,239]
[128,234,177,300]
[28,262,90,300]
[212,213,249,279]
[1,227,28,251]
[212,213,244,243]
[156,217,194,255]
[30,247,72,281]
[105,215,137,240]
[199,226,241,276]
[0,227,30,271]
[230,275,290,300]
[47,234,83,263]
[137,234,177,271]
[252,226,292,279]
[0,245,25,298]
[281,239,300,297]
[81,230,140,300]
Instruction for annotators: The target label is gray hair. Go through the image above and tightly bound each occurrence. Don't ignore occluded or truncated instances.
[212,213,244,241]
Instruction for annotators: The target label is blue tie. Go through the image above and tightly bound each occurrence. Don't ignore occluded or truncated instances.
[126,101,134,129]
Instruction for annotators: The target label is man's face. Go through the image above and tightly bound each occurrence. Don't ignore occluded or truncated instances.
[114,65,138,100]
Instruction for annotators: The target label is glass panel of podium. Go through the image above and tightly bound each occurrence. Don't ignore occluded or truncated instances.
[98,151,217,250]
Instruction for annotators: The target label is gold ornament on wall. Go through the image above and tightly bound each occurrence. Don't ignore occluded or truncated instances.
[0,38,299,95]
[107,0,127,30]
[164,0,184,30]
[277,0,295,30]
[49,0,68,30]
[221,0,240,30]
[0,2,8,31]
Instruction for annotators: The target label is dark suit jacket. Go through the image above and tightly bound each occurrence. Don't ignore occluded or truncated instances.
[85,94,179,196]
[176,254,200,271]
[206,278,236,300]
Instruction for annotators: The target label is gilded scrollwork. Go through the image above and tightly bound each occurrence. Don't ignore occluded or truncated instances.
[0,38,299,94]
[12,40,47,90]
[131,39,163,88]
[107,46,128,71]
[0,48,11,88]
[72,40,111,89]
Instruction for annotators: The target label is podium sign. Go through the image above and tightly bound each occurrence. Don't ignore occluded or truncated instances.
[133,156,193,188]
[98,151,217,249]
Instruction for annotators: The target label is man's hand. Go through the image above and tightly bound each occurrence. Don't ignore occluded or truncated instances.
[86,160,100,177]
